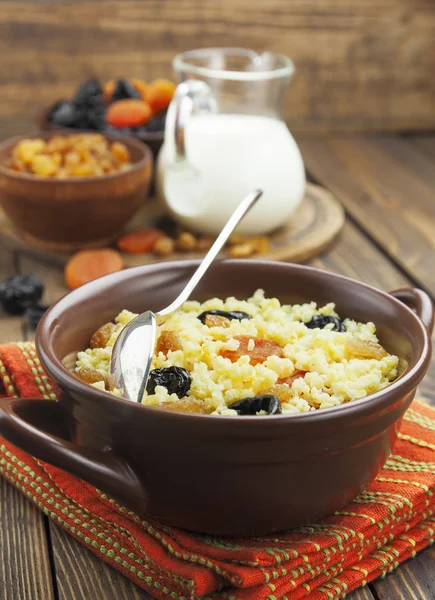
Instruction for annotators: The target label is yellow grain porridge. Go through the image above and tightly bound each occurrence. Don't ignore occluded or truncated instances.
[74,289,399,415]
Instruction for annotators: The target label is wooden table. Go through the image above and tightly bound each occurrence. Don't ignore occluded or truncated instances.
[1,133,435,600]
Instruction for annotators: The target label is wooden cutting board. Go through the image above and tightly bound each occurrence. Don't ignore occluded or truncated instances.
[0,183,344,267]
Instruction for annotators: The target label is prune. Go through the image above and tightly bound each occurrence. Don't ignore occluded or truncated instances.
[48,100,80,128]
[110,78,141,102]
[0,274,44,315]
[146,366,191,398]
[25,304,49,330]
[143,110,167,132]
[74,78,103,106]
[198,310,251,324]
[304,315,346,332]
[220,335,283,366]
[86,105,107,130]
[229,395,282,416]
[152,215,178,237]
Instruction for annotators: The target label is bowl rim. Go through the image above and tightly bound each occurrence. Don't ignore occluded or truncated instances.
[36,259,432,424]
[0,130,153,184]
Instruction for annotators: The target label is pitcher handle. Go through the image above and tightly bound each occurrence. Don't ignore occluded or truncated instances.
[166,79,217,162]
[0,397,147,514]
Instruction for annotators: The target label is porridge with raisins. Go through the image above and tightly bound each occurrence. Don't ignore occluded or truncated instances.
[74,289,399,415]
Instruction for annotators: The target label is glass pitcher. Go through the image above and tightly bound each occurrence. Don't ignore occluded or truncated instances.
[156,48,306,236]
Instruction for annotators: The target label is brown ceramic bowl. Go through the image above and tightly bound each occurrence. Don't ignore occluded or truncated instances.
[0,131,153,252]
[0,261,433,536]
[39,105,164,160]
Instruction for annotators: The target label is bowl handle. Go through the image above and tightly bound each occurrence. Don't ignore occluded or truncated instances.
[0,396,147,513]
[389,288,434,334]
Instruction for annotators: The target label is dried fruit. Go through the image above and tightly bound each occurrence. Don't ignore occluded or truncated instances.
[103,80,115,103]
[205,314,231,328]
[9,134,131,178]
[47,100,81,128]
[0,274,44,315]
[65,249,124,290]
[117,229,163,254]
[346,338,388,360]
[277,371,308,386]
[74,78,103,106]
[131,78,149,102]
[228,242,256,258]
[153,236,175,256]
[75,367,116,391]
[90,322,116,349]
[305,315,346,332]
[25,304,49,330]
[146,79,176,113]
[152,215,179,237]
[197,310,251,324]
[159,397,208,414]
[142,110,167,132]
[220,335,284,366]
[197,236,214,251]
[110,78,142,102]
[146,367,191,398]
[156,330,183,354]
[259,384,294,404]
[228,395,282,415]
[176,232,197,252]
[106,99,152,128]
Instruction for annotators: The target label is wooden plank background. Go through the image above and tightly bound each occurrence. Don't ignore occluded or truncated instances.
[0,0,434,137]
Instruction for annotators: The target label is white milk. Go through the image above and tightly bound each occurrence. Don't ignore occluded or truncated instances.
[156,114,306,236]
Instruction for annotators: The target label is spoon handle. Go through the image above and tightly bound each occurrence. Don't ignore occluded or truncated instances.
[158,189,263,316]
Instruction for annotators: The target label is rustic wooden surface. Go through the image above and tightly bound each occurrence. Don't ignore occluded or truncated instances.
[0,1,435,137]
[2,134,435,599]
[0,183,345,268]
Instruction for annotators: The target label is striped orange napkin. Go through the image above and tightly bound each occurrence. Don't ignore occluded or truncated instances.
[1,341,434,599]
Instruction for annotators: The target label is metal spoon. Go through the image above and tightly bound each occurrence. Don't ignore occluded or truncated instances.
[110,189,263,402]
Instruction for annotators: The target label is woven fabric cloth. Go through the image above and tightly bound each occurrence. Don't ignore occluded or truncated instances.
[1,342,435,600]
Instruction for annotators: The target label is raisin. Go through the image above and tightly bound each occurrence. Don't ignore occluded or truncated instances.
[0,274,44,315]
[151,214,178,237]
[176,232,197,252]
[146,367,191,398]
[258,384,293,404]
[197,310,251,324]
[158,397,208,414]
[305,315,346,332]
[75,367,115,392]
[153,236,175,256]
[220,335,284,366]
[205,314,230,328]
[25,304,49,330]
[90,322,116,349]
[197,236,214,251]
[346,338,388,360]
[228,395,282,415]
[156,330,183,354]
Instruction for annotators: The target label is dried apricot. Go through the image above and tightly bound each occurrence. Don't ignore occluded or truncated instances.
[90,322,116,349]
[103,79,115,103]
[156,330,183,354]
[220,335,284,366]
[346,338,388,360]
[106,99,152,128]
[117,229,163,254]
[65,249,124,290]
[277,371,308,386]
[146,79,176,113]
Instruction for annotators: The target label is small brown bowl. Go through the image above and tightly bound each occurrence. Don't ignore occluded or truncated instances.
[0,131,153,252]
[39,104,164,160]
[0,260,433,536]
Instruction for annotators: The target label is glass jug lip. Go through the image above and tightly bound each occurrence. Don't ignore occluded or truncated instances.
[173,47,294,82]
